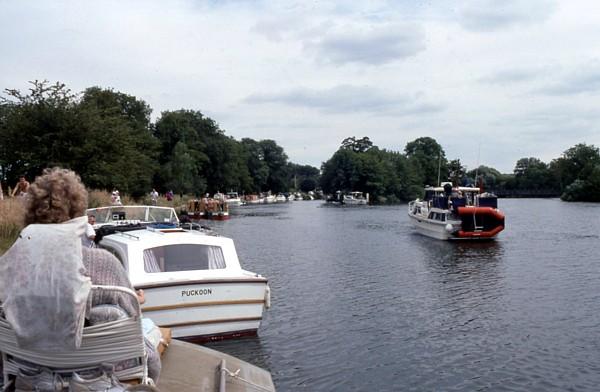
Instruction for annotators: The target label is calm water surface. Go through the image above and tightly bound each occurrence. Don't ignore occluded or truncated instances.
[204,199,600,391]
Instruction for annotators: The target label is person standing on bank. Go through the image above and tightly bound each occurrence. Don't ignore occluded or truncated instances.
[11,175,30,198]
[150,189,159,205]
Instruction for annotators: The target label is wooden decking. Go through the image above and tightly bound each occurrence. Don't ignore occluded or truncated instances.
[157,340,275,391]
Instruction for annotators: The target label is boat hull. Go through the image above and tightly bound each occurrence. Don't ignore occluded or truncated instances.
[189,212,230,221]
[407,213,453,240]
[138,279,268,340]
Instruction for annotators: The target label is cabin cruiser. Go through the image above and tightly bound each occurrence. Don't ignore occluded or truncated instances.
[408,183,505,240]
[225,192,243,207]
[327,191,369,205]
[87,205,270,341]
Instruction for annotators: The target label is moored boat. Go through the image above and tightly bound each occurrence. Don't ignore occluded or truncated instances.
[327,191,369,205]
[87,206,270,341]
[407,183,505,240]
[187,198,230,220]
[225,191,243,207]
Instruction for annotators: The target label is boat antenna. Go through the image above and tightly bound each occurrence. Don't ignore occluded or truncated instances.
[474,142,481,188]
[436,154,442,186]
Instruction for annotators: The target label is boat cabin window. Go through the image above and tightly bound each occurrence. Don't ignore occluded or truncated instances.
[428,212,446,222]
[143,244,226,273]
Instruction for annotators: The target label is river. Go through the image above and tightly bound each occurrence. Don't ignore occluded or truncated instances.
[204,199,600,391]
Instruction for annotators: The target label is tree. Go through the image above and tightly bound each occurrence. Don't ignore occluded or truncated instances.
[0,81,158,197]
[259,140,289,193]
[447,159,466,186]
[404,137,447,187]
[341,136,373,153]
[550,144,600,192]
[241,138,269,193]
[0,80,80,184]
[513,157,553,190]
[77,87,159,197]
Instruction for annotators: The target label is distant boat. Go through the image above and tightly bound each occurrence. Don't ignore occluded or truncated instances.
[187,198,230,220]
[328,191,369,205]
[225,191,243,207]
[408,183,505,240]
[244,194,262,205]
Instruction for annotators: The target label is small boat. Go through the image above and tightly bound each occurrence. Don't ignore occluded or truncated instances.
[327,191,369,205]
[225,192,243,207]
[274,194,287,203]
[187,198,230,220]
[261,193,276,204]
[408,183,505,240]
[244,194,262,205]
[87,205,271,341]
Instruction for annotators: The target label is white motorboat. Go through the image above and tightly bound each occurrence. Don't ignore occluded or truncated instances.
[328,191,369,205]
[87,205,270,341]
[407,183,505,240]
[261,194,276,204]
[274,194,287,203]
[226,192,243,207]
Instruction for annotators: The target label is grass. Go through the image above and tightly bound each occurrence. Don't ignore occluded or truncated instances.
[0,199,25,256]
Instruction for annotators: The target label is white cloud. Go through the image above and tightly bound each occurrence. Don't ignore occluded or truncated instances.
[458,0,557,32]
[305,24,426,65]
[245,85,442,115]
[1,0,600,172]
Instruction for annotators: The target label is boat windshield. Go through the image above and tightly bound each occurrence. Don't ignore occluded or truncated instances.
[143,244,226,273]
[87,206,179,225]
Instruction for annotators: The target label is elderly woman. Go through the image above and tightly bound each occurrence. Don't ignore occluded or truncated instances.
[23,167,161,381]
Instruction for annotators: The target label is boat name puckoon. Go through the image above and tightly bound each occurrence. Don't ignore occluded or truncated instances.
[181,288,213,297]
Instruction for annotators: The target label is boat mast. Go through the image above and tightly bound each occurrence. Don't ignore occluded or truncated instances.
[436,154,442,186]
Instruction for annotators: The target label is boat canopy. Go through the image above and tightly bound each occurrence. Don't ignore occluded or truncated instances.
[87,205,179,226]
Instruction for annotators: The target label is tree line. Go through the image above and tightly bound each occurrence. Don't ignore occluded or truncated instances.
[2,81,598,203]
[0,81,319,198]
[320,136,600,203]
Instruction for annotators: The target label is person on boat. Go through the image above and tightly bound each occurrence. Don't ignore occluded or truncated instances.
[11,175,30,198]
[111,189,122,205]
[21,168,161,380]
[82,214,96,248]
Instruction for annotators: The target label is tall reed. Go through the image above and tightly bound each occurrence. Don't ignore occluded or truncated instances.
[0,199,25,255]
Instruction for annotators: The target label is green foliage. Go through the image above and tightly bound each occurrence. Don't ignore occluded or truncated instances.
[341,136,373,153]
[512,157,553,190]
[3,81,599,204]
[0,81,158,197]
[320,139,421,203]
[404,136,447,186]
[554,144,600,201]
[447,159,466,186]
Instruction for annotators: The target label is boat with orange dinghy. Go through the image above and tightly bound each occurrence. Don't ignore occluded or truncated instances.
[408,182,505,240]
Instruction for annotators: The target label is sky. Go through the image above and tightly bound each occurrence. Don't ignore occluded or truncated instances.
[1,0,600,173]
